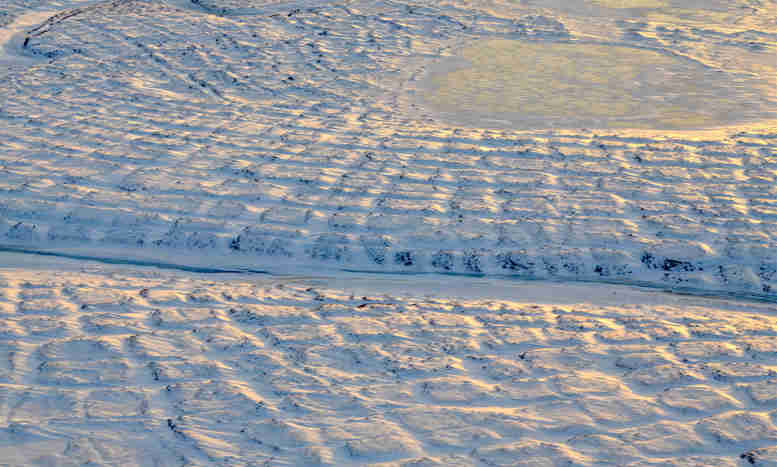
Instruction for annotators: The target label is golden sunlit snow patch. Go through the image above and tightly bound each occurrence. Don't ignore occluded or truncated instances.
[423,40,773,130]
[592,0,667,7]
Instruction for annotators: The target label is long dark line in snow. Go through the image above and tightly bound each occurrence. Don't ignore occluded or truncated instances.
[342,268,777,306]
[2,245,776,305]
[0,245,270,274]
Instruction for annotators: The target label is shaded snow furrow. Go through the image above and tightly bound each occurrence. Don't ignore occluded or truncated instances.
[0,2,776,296]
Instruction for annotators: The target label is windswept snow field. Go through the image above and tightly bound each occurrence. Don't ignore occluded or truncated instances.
[5,255,777,466]
[0,0,775,296]
[1,0,777,464]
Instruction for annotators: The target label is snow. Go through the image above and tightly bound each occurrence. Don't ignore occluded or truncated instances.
[0,0,774,297]
[3,252,777,465]
[0,10,54,65]
[1,0,777,464]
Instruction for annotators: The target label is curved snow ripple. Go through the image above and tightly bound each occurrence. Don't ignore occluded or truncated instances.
[0,0,776,299]
[3,266,777,465]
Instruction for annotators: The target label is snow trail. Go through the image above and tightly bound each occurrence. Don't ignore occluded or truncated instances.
[0,10,55,65]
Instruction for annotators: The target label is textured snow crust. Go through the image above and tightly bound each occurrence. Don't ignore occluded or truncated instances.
[3,0,777,465]
[2,259,777,465]
[0,0,776,298]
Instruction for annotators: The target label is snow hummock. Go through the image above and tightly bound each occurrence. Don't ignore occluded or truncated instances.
[2,253,777,466]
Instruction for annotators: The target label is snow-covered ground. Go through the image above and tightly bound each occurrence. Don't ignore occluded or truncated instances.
[1,0,777,464]
[0,0,775,297]
[5,252,777,466]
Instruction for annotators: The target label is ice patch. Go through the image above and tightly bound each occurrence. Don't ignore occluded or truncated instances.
[421,39,775,130]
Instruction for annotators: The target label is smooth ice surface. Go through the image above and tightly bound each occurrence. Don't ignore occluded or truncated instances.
[423,39,774,130]
[511,0,740,18]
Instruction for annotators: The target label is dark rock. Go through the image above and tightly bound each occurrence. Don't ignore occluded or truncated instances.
[394,250,414,266]
[431,250,454,271]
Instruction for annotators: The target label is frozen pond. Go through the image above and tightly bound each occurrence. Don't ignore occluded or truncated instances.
[419,0,776,130]
[422,39,774,130]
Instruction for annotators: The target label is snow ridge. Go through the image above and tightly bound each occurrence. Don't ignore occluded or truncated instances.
[4,265,777,465]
